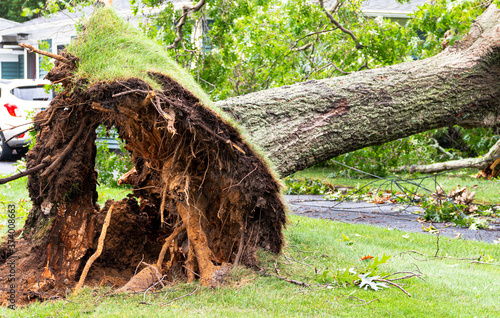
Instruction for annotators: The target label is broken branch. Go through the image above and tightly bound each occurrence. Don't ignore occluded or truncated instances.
[161,285,199,307]
[19,43,71,64]
[373,278,412,297]
[0,162,49,185]
[318,0,363,49]
[397,139,500,174]
[166,0,206,50]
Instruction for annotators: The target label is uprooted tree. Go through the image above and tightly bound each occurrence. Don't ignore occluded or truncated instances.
[0,9,286,304]
[2,3,500,305]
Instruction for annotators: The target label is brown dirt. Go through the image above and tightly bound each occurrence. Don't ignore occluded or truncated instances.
[0,52,286,305]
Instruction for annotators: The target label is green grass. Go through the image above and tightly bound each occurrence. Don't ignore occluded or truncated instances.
[293,166,500,204]
[4,214,499,317]
[1,177,500,316]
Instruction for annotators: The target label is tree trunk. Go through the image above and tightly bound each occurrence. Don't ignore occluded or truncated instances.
[216,5,500,177]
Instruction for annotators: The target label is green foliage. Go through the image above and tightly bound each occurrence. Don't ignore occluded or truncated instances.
[38,39,54,75]
[421,198,493,229]
[283,177,333,195]
[136,0,413,100]
[0,0,92,22]
[95,126,133,187]
[133,0,490,102]
[0,0,43,22]
[421,200,464,223]
[406,0,486,59]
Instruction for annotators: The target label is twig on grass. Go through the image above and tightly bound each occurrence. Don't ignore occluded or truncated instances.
[397,250,499,265]
[161,285,199,307]
[382,271,425,282]
[139,275,168,305]
[434,231,441,257]
[373,278,412,297]
[255,262,310,288]
[349,295,380,307]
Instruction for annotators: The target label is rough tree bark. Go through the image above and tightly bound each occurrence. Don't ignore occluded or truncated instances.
[217,5,500,177]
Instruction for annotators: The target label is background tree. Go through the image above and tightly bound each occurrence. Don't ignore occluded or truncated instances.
[133,0,499,176]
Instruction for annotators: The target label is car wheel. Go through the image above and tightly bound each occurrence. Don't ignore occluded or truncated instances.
[16,147,29,158]
[0,131,13,161]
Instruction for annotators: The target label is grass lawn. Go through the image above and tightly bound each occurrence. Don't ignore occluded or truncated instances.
[293,167,500,205]
[1,175,499,317]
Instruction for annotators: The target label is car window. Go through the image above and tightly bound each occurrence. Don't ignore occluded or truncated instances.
[10,86,54,101]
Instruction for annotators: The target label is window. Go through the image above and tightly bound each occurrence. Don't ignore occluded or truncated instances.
[11,86,54,101]
[38,39,52,79]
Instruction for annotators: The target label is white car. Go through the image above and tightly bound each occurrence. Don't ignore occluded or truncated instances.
[0,79,54,160]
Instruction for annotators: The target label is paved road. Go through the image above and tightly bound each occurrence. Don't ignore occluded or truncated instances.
[0,161,17,175]
[285,195,500,244]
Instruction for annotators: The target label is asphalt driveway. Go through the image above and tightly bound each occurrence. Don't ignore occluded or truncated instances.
[0,160,17,175]
[285,195,500,244]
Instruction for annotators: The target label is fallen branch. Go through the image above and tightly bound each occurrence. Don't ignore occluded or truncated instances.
[18,43,71,64]
[349,296,380,307]
[161,285,199,307]
[373,278,412,297]
[396,139,500,174]
[256,262,310,287]
[74,203,115,293]
[140,275,167,305]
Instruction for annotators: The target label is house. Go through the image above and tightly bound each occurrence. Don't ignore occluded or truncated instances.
[0,0,190,80]
[0,18,23,79]
[0,0,141,79]
[361,0,427,25]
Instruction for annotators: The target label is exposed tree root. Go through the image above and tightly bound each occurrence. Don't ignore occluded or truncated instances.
[74,204,115,293]
[0,50,286,304]
[157,224,186,269]
[116,263,164,294]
